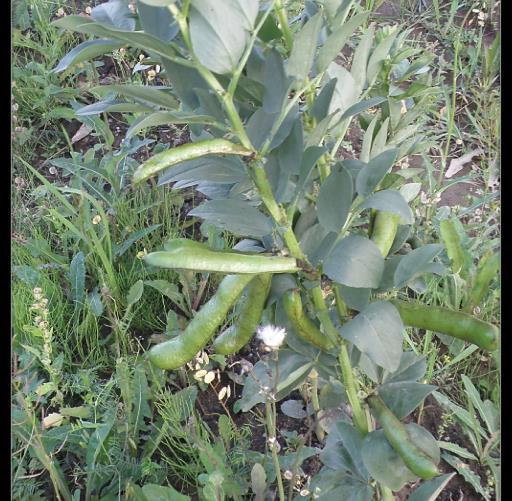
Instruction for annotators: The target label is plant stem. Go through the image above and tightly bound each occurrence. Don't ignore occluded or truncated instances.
[274,0,294,51]
[309,369,325,442]
[250,161,306,261]
[339,343,368,436]
[380,484,395,501]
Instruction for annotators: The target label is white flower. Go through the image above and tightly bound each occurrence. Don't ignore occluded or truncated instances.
[256,324,286,349]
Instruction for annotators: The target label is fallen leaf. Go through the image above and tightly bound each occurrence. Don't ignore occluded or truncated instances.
[71,123,92,144]
[445,148,484,178]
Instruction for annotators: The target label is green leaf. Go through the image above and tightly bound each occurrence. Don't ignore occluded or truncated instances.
[189,0,258,74]
[158,156,248,188]
[378,382,436,419]
[461,374,499,434]
[287,13,323,82]
[442,454,489,500]
[75,99,153,116]
[309,468,373,501]
[323,235,385,288]
[356,148,398,196]
[370,118,390,158]
[251,463,266,501]
[69,251,86,309]
[362,424,439,491]
[144,279,187,313]
[350,25,374,89]
[53,39,124,73]
[69,21,180,62]
[320,421,369,480]
[367,29,399,82]
[189,200,274,238]
[281,400,307,419]
[409,473,456,501]
[60,406,91,419]
[359,189,413,225]
[113,224,162,258]
[393,244,444,288]
[336,285,370,312]
[263,49,290,113]
[317,167,354,232]
[126,280,144,306]
[317,12,369,72]
[91,0,135,30]
[234,350,313,412]
[246,104,299,151]
[340,96,387,120]
[383,351,426,383]
[13,265,40,287]
[341,300,404,372]
[126,111,218,139]
[276,119,303,175]
[438,442,478,461]
[439,219,467,274]
[141,484,190,501]
[137,0,179,42]
[311,78,338,121]
[87,288,104,316]
[90,84,178,110]
[326,62,360,117]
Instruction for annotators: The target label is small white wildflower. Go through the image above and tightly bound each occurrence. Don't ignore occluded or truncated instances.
[56,7,65,17]
[92,215,101,225]
[300,489,310,497]
[85,6,92,15]
[257,324,286,349]
[147,69,156,81]
[284,470,294,480]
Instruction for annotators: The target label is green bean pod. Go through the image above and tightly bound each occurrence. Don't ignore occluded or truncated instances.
[213,274,272,355]
[148,274,255,370]
[370,210,400,257]
[282,290,335,351]
[367,394,440,480]
[143,241,299,274]
[132,138,254,184]
[390,299,499,351]
[466,251,500,312]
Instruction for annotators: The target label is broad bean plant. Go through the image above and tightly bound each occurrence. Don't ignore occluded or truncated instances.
[55,0,499,498]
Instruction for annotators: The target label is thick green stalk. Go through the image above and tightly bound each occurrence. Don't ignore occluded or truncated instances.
[274,0,294,51]
[250,162,306,261]
[309,369,325,442]
[339,344,369,436]
[310,286,368,435]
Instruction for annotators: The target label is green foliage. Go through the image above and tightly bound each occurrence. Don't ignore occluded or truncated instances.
[12,0,500,499]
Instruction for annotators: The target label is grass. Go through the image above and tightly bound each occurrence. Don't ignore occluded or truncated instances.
[11,0,500,499]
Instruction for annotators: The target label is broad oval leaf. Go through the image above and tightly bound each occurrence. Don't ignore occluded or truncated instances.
[362,424,439,491]
[394,244,444,288]
[356,148,398,196]
[317,167,354,233]
[359,189,413,225]
[91,0,136,30]
[323,235,385,288]
[287,13,323,82]
[188,199,274,238]
[408,473,456,501]
[341,301,404,372]
[189,0,258,74]
[136,0,179,42]
[378,381,436,419]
